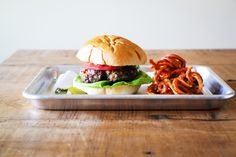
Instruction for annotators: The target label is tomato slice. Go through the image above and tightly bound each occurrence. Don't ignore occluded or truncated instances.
[84,63,121,71]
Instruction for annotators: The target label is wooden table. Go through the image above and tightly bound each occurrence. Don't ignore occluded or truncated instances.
[0,49,236,157]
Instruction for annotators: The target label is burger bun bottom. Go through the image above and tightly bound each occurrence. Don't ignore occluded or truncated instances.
[74,85,141,95]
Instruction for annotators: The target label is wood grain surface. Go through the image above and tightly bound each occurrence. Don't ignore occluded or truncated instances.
[0,49,236,157]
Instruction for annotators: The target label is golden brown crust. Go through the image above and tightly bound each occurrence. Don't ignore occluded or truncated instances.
[76,35,147,66]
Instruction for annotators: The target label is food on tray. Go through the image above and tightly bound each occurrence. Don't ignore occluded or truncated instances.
[146,54,203,95]
[73,35,153,94]
[54,71,77,94]
[67,87,86,94]
[54,71,86,94]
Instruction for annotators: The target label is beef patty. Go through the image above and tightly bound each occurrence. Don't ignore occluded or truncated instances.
[80,66,138,83]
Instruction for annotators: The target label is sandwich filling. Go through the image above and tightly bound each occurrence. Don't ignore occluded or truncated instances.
[80,65,138,83]
[74,63,153,89]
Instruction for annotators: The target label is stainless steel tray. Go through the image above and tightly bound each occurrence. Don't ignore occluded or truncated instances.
[22,65,235,110]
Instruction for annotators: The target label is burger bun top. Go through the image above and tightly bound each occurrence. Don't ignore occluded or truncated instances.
[76,35,147,66]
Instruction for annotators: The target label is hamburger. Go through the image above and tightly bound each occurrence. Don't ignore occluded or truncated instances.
[73,35,153,94]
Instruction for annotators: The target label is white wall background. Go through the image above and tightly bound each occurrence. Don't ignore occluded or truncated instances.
[1,0,236,63]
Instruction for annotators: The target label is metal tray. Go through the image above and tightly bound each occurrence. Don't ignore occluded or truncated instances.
[22,65,235,110]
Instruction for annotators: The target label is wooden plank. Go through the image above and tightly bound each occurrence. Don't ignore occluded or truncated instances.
[0,117,236,157]
[147,49,236,65]
[2,49,236,66]
[2,49,81,66]
[0,50,236,157]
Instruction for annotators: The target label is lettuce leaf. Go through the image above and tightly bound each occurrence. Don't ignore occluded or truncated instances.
[74,71,153,88]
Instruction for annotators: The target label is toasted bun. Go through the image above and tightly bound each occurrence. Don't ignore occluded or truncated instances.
[76,35,147,66]
[73,85,141,95]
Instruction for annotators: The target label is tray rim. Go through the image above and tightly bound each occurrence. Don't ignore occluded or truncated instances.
[22,64,235,100]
